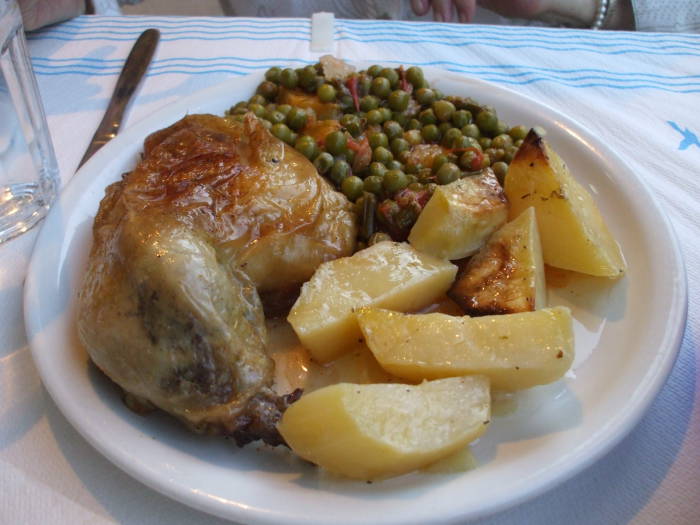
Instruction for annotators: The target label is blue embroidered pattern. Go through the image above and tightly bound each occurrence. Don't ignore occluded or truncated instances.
[668,121,700,150]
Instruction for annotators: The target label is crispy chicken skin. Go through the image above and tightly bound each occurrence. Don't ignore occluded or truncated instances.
[77,114,356,445]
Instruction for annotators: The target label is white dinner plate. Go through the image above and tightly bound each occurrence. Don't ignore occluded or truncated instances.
[24,68,687,525]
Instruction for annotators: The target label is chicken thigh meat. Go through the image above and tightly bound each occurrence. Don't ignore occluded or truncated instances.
[77,114,356,445]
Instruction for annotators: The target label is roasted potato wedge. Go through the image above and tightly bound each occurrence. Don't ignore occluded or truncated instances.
[408,169,508,260]
[288,241,457,363]
[448,207,546,315]
[277,376,491,480]
[357,306,574,390]
[504,130,626,277]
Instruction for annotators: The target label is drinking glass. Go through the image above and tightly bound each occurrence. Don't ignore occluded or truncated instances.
[0,0,59,244]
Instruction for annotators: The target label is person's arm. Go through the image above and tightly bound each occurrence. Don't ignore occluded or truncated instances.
[412,0,635,29]
[18,0,86,31]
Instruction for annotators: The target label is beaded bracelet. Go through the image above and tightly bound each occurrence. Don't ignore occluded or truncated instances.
[591,0,610,30]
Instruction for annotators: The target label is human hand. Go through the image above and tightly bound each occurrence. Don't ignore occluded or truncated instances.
[17,0,85,31]
[410,0,477,23]
[410,0,600,27]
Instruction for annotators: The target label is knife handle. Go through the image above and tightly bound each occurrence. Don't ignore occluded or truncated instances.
[79,28,160,168]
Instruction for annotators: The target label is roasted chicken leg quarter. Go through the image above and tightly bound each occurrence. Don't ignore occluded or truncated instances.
[77,114,356,446]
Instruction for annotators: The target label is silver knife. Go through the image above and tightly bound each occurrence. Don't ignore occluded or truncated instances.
[78,28,160,168]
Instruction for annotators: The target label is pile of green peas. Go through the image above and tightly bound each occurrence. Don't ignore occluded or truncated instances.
[226,63,530,241]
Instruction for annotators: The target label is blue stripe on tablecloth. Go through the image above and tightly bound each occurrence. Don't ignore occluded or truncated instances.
[30,61,700,92]
[28,34,700,57]
[31,57,700,83]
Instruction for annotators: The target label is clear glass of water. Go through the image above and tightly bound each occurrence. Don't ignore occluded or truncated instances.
[0,0,59,244]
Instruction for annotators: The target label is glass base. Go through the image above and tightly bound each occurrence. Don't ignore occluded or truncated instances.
[0,182,51,244]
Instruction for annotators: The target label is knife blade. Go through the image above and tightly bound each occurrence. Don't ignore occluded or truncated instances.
[78,28,160,168]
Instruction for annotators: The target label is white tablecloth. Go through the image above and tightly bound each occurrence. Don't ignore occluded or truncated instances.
[2,15,698,525]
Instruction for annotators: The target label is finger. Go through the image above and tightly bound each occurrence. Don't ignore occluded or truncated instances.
[431,0,454,22]
[478,0,544,18]
[410,0,432,16]
[454,0,477,23]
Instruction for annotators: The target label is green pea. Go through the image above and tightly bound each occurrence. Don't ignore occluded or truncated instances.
[454,135,476,149]
[504,145,518,163]
[277,104,292,116]
[397,150,411,164]
[330,159,351,185]
[383,169,409,193]
[406,119,422,131]
[405,162,422,174]
[271,123,293,144]
[338,175,361,200]
[338,94,355,112]
[392,112,409,127]
[496,120,508,136]
[369,132,389,149]
[491,133,513,149]
[367,64,383,77]
[340,114,362,137]
[481,153,491,168]
[345,148,356,166]
[379,67,400,88]
[419,108,437,125]
[404,129,423,145]
[415,87,436,106]
[248,94,266,106]
[421,124,440,142]
[388,90,410,112]
[257,118,271,129]
[373,146,393,164]
[248,103,266,118]
[306,75,324,94]
[358,74,372,96]
[391,137,410,156]
[478,137,492,150]
[459,149,481,171]
[370,76,391,98]
[514,139,524,148]
[294,135,318,160]
[442,127,463,148]
[383,120,403,140]
[369,161,388,177]
[485,147,505,162]
[360,95,380,112]
[265,66,282,82]
[432,154,449,173]
[279,68,298,89]
[313,152,334,175]
[406,66,424,87]
[433,100,456,122]
[508,125,529,141]
[438,122,452,136]
[325,130,348,156]
[436,162,460,185]
[452,109,472,128]
[256,80,278,100]
[266,110,286,125]
[317,83,337,102]
[298,65,317,88]
[492,161,509,184]
[363,175,383,194]
[462,123,480,138]
[386,160,402,171]
[366,108,384,125]
[379,107,392,122]
[476,110,499,136]
[286,107,307,131]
